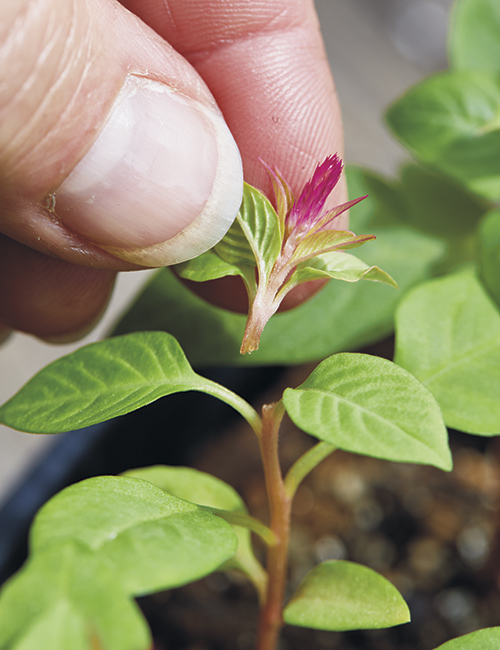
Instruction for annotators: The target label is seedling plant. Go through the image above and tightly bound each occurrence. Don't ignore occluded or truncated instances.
[1,0,500,648]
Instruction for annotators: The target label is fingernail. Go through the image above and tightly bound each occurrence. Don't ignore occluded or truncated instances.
[53,76,243,266]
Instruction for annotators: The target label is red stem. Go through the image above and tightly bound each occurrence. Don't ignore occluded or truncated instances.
[256,402,291,650]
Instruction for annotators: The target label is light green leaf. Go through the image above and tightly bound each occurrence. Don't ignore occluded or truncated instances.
[386,70,500,200]
[395,268,500,435]
[283,560,410,631]
[122,466,266,593]
[289,230,374,263]
[282,353,451,470]
[113,228,444,367]
[289,251,397,289]
[31,475,237,595]
[174,250,243,282]
[450,0,500,73]
[0,331,259,433]
[478,209,500,307]
[216,183,282,279]
[433,627,500,650]
[0,543,150,650]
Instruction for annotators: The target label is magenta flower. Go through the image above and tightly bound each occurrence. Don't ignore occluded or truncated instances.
[264,154,370,260]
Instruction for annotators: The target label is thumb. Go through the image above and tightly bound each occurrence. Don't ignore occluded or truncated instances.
[1,0,243,270]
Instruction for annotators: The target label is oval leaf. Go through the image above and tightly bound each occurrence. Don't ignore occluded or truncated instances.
[0,331,218,433]
[31,475,237,595]
[386,70,500,200]
[395,268,500,435]
[433,627,500,650]
[283,560,410,631]
[282,353,451,470]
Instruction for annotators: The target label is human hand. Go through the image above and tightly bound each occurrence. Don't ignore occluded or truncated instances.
[0,0,345,341]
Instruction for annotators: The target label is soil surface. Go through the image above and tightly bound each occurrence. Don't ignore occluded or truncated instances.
[139,363,500,650]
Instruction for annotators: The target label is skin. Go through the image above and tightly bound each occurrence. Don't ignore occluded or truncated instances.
[0,0,345,340]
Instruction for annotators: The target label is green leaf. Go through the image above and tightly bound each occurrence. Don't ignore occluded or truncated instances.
[31,475,237,595]
[282,353,451,470]
[450,0,500,73]
[283,560,410,631]
[478,209,500,307]
[0,331,258,433]
[289,251,397,289]
[432,627,500,650]
[216,182,282,279]
[113,228,444,367]
[122,466,245,510]
[289,230,374,263]
[174,249,243,282]
[395,268,500,435]
[386,70,500,200]
[0,543,150,650]
[122,466,266,593]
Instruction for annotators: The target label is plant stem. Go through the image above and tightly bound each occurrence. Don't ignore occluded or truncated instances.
[256,401,291,650]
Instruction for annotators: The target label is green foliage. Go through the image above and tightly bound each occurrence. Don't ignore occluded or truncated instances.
[3,0,500,647]
[0,476,237,650]
[282,353,451,470]
[122,466,266,594]
[215,182,281,281]
[283,561,410,631]
[114,230,443,367]
[287,250,397,290]
[0,544,150,650]
[395,268,500,435]
[450,0,500,72]
[478,209,500,307]
[0,332,257,433]
[432,627,500,650]
[386,70,500,201]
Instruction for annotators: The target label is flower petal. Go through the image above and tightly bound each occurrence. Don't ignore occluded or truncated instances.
[287,155,343,234]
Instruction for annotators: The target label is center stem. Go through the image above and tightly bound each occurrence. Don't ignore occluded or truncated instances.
[256,401,291,650]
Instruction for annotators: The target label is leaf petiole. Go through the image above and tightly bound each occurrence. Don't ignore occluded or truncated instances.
[284,441,337,500]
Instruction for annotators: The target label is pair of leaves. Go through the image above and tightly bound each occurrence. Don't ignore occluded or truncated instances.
[0,332,451,643]
[0,474,238,650]
[395,267,500,435]
[0,331,451,472]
